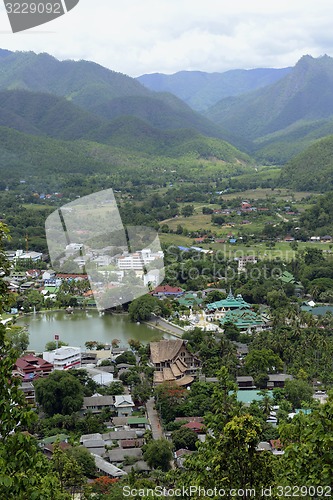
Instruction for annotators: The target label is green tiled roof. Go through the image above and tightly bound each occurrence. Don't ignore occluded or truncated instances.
[220,309,266,328]
[127,417,149,425]
[207,290,250,311]
[44,286,59,293]
[40,434,69,444]
[178,293,202,307]
[280,271,295,284]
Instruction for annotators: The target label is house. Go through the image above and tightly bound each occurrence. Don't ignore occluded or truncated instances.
[82,395,114,414]
[14,354,53,380]
[39,434,70,447]
[43,442,71,459]
[42,270,56,281]
[92,454,127,478]
[80,433,106,456]
[20,381,36,406]
[150,285,184,297]
[174,449,193,468]
[114,395,135,417]
[55,273,88,281]
[92,372,114,386]
[150,339,201,386]
[26,269,40,279]
[120,439,144,449]
[236,376,255,390]
[106,448,143,464]
[174,417,204,424]
[106,430,138,442]
[9,271,27,282]
[123,460,150,474]
[267,374,293,389]
[127,417,149,429]
[182,421,205,433]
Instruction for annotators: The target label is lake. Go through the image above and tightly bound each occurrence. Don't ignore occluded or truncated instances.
[17,310,166,352]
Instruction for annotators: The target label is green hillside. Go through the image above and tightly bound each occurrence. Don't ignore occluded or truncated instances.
[0,49,228,141]
[0,89,107,139]
[138,67,291,111]
[279,134,333,191]
[87,115,250,160]
[205,55,333,162]
[0,88,251,163]
[300,191,333,235]
[0,125,253,192]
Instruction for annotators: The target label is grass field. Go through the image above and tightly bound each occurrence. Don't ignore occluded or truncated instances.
[159,233,333,261]
[222,188,317,201]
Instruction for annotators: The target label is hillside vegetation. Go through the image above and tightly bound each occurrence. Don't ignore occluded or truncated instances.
[0,50,228,140]
[138,67,291,111]
[280,134,333,192]
[205,55,333,163]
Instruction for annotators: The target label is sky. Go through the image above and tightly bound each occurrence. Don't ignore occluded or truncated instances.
[0,0,333,77]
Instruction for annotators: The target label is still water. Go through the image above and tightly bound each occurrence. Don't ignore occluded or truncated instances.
[18,310,166,352]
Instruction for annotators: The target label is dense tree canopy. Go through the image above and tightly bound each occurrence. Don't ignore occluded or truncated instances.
[34,370,84,417]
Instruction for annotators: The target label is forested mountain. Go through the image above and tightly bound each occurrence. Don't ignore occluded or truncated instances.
[0,90,107,139]
[0,88,250,164]
[0,125,253,192]
[205,55,333,162]
[2,49,333,192]
[138,67,291,111]
[0,49,229,140]
[280,134,333,192]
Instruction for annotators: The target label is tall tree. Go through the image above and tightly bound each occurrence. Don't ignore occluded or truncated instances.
[143,438,173,471]
[181,369,275,497]
[34,370,84,417]
[0,223,68,499]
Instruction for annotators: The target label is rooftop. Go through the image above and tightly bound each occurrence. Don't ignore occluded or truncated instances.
[150,339,184,364]
[207,290,250,311]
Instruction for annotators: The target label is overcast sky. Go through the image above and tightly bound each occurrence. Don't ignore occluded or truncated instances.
[0,0,333,76]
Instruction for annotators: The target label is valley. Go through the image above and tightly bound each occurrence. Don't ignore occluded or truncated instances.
[1,47,333,499]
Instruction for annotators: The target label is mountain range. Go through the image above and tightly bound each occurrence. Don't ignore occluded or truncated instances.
[137,67,291,111]
[1,49,333,191]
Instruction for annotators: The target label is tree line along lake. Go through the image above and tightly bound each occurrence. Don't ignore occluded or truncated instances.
[17,310,167,353]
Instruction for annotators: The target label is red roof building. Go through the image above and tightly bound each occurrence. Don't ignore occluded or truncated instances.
[182,421,205,433]
[14,354,53,381]
[151,285,184,296]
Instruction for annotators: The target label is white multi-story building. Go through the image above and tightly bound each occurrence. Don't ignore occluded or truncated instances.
[15,250,43,262]
[43,346,81,370]
[117,248,164,271]
[117,252,144,270]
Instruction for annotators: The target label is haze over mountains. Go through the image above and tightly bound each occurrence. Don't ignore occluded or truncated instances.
[137,67,292,111]
[0,49,333,191]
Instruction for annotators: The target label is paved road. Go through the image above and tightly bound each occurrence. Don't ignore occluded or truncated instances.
[145,316,184,337]
[146,397,164,440]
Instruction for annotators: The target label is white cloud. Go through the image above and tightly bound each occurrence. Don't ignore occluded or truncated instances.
[1,0,333,75]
